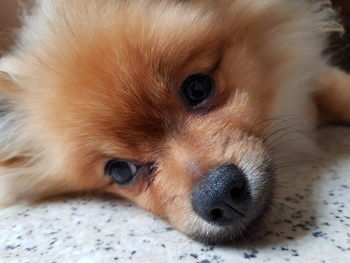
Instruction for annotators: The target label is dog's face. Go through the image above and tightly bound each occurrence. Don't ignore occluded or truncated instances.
[2,0,331,243]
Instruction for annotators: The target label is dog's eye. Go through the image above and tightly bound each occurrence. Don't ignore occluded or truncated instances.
[105,159,140,185]
[181,73,214,108]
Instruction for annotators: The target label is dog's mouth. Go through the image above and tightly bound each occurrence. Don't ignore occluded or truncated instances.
[180,162,275,244]
[188,203,272,244]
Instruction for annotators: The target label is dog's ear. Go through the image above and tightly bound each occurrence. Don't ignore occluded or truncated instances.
[0,70,103,206]
[0,71,26,163]
[0,70,72,205]
[0,70,16,92]
[0,71,29,205]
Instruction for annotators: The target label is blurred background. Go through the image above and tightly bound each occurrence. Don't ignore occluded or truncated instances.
[331,0,350,71]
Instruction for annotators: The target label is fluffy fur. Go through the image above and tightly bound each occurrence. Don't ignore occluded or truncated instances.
[0,0,349,243]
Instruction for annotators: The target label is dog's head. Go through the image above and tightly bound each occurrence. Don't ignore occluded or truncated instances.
[0,0,336,243]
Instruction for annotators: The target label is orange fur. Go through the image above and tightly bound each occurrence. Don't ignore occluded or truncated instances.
[0,0,349,242]
[315,66,350,123]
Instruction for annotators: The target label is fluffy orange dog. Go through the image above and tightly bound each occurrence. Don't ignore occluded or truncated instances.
[0,0,349,243]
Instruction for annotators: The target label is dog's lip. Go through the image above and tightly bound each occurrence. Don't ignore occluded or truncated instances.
[189,202,271,244]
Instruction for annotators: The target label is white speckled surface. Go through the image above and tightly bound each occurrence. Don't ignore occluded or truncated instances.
[1,127,350,263]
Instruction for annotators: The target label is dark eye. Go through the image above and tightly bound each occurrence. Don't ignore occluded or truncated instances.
[105,159,140,185]
[181,73,214,108]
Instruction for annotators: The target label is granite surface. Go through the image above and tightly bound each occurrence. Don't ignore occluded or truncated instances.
[0,127,349,263]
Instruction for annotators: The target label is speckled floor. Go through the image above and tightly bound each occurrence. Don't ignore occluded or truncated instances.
[1,127,350,263]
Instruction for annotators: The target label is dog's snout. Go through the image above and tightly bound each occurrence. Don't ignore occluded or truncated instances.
[191,164,251,226]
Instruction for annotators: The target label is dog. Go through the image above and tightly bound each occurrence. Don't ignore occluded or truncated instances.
[0,0,349,244]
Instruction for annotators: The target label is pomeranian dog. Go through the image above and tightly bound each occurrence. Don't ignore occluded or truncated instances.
[0,0,350,243]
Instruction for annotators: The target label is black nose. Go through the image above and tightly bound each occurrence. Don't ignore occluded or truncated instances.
[191,164,251,226]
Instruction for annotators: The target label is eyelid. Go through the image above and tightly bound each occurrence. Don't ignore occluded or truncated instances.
[104,158,140,174]
[210,59,221,73]
[193,60,221,77]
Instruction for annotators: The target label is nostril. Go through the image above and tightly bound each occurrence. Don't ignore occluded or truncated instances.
[230,184,245,200]
[210,208,223,221]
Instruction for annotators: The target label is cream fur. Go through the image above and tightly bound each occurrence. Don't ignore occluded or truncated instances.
[0,0,347,242]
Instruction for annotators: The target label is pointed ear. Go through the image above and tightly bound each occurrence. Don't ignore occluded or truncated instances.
[0,70,18,124]
[0,69,51,206]
[0,70,24,162]
[314,66,350,123]
[0,70,17,93]
[0,69,41,206]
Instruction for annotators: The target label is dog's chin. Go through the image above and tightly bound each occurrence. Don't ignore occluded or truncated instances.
[187,219,250,244]
[180,200,271,244]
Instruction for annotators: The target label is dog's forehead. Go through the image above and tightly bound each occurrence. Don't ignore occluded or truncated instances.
[67,19,224,140]
[27,1,230,157]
